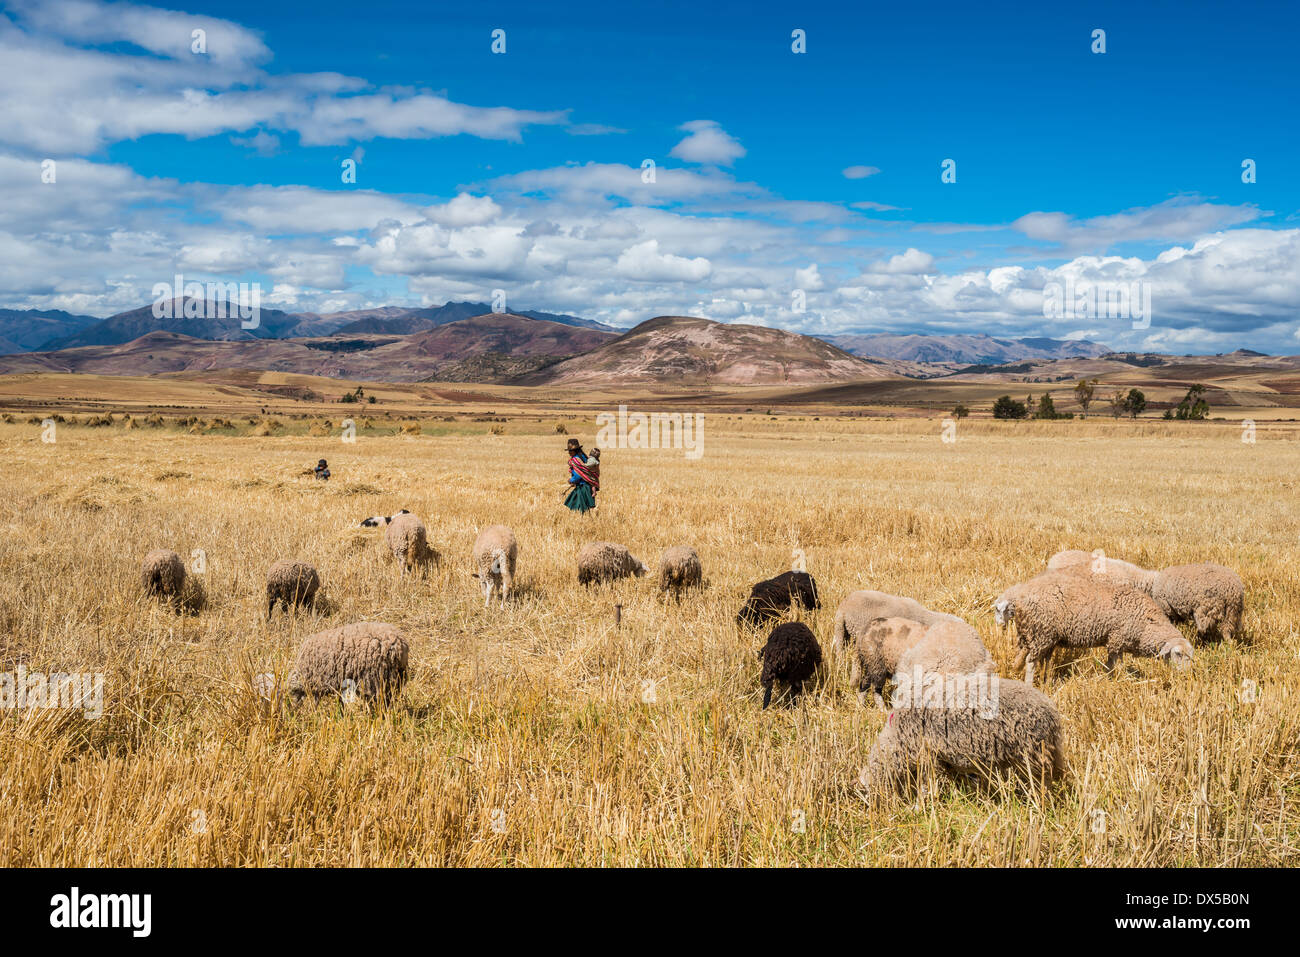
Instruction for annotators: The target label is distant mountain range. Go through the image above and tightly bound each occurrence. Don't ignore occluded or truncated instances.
[821,332,1112,364]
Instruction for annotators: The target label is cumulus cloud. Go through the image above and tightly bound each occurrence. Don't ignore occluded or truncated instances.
[1011,198,1262,253]
[669,120,746,166]
[616,240,712,282]
[869,248,936,274]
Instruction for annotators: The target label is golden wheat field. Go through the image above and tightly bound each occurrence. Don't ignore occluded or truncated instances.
[1,411,1297,867]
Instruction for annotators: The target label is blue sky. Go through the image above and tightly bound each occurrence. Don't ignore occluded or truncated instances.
[1,0,1297,351]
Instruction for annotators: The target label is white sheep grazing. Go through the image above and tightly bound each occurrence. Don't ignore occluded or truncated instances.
[577,542,648,586]
[657,545,703,601]
[1150,563,1245,643]
[829,589,962,661]
[861,676,1067,797]
[995,571,1192,686]
[385,513,439,576]
[473,525,518,606]
[848,616,929,709]
[894,619,995,686]
[1049,550,1244,642]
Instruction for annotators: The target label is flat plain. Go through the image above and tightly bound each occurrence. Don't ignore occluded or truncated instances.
[1,399,1296,865]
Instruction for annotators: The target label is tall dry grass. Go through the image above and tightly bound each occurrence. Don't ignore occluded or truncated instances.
[0,414,1296,866]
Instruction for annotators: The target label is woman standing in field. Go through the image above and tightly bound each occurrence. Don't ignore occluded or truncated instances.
[564,438,599,513]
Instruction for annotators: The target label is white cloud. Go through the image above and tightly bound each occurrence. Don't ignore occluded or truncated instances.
[616,240,712,282]
[869,248,936,274]
[842,165,880,179]
[423,193,502,228]
[1012,198,1262,253]
[669,120,745,166]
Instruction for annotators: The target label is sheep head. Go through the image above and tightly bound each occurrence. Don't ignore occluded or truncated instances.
[1157,635,1194,669]
[993,597,1013,628]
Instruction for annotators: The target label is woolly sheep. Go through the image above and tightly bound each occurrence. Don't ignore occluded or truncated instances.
[287,621,409,706]
[657,545,702,601]
[894,619,995,684]
[141,549,186,602]
[576,541,648,586]
[759,621,822,708]
[829,589,963,660]
[1049,550,1244,642]
[861,676,1066,797]
[1150,564,1244,643]
[385,513,439,576]
[995,571,1193,686]
[473,524,518,606]
[266,559,321,619]
[848,616,929,709]
[737,570,820,628]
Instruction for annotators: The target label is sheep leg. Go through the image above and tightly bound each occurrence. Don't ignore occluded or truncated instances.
[1012,647,1027,673]
[787,681,802,708]
[267,598,275,620]
[874,691,886,711]
[762,683,773,709]
[1024,657,1036,687]
[1104,651,1120,675]
[856,689,868,708]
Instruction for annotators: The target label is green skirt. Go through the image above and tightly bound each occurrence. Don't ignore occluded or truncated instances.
[565,483,596,512]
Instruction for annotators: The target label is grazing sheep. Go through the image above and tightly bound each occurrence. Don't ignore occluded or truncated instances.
[848,617,928,709]
[737,570,820,628]
[1150,564,1244,643]
[576,541,648,586]
[360,508,410,528]
[266,559,321,618]
[473,524,518,606]
[1047,548,1157,589]
[287,621,409,706]
[759,621,823,708]
[657,545,703,601]
[1048,550,1244,642]
[894,619,995,684]
[141,549,186,602]
[385,513,439,576]
[861,676,1066,797]
[995,572,1193,686]
[829,589,962,660]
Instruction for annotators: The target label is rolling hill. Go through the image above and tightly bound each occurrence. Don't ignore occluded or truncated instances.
[821,332,1112,364]
[520,315,914,386]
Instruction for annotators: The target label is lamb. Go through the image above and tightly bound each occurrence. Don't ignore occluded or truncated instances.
[576,541,648,585]
[848,616,929,709]
[759,621,823,708]
[861,676,1066,797]
[360,508,410,528]
[994,571,1193,686]
[266,559,321,618]
[657,545,702,601]
[287,622,409,706]
[385,512,439,576]
[473,524,518,606]
[141,549,186,602]
[1048,550,1244,642]
[829,589,963,660]
[736,570,820,628]
[1150,564,1244,643]
[894,619,995,685]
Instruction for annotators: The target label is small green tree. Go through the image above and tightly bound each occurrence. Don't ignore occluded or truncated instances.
[1034,393,1058,419]
[339,391,357,403]
[1074,378,1098,416]
[992,395,1028,419]
[1174,384,1209,420]
[1124,388,1147,419]
[1108,391,1126,418]
[952,404,970,419]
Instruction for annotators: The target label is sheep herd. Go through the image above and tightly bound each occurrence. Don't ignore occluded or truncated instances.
[139,516,1245,802]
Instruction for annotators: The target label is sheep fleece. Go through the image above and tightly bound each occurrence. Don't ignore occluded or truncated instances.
[141,549,186,597]
[577,542,647,584]
[291,622,409,702]
[657,545,703,594]
[866,677,1066,791]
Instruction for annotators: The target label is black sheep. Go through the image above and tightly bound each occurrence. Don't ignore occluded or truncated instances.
[737,570,820,628]
[759,622,823,708]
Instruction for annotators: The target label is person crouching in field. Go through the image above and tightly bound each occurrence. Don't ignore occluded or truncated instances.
[564,438,598,513]
[314,458,330,481]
